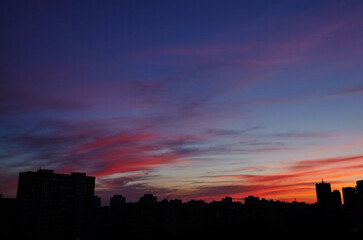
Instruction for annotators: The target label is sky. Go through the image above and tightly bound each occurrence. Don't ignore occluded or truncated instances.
[1,0,363,204]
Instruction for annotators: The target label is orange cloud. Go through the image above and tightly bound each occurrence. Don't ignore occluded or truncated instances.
[201,154,363,203]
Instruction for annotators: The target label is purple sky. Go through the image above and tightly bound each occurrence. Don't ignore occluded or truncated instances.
[1,0,363,204]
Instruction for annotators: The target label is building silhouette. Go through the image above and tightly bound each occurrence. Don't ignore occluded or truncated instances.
[244,196,259,205]
[315,180,332,210]
[7,170,363,239]
[93,195,102,208]
[331,189,342,209]
[342,187,356,211]
[110,194,126,207]
[139,193,157,204]
[356,180,363,213]
[17,169,96,239]
[0,195,17,238]
[222,196,233,203]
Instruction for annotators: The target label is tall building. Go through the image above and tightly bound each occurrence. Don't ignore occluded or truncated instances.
[315,180,331,210]
[331,190,342,210]
[342,187,356,211]
[356,180,363,212]
[93,195,102,208]
[17,169,96,239]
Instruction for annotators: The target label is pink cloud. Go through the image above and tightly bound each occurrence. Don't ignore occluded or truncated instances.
[72,133,157,153]
[292,155,363,171]
[92,152,179,177]
[200,154,363,203]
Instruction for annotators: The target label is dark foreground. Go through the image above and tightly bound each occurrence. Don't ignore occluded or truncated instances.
[1,197,363,240]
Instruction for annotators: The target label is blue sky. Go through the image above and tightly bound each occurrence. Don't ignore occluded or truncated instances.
[1,0,363,204]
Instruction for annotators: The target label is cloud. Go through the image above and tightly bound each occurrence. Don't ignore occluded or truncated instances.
[71,133,157,154]
[0,90,83,115]
[90,152,180,177]
[96,174,177,203]
[185,185,254,200]
[238,82,363,107]
[265,132,346,139]
[332,84,363,97]
[152,44,252,57]
[179,181,318,202]
[1,118,204,180]
[205,126,261,136]
[291,155,363,171]
[199,154,363,202]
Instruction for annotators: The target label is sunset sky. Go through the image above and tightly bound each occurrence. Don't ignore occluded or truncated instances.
[1,0,363,204]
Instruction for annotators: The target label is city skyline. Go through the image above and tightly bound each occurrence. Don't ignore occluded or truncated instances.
[1,1,363,204]
[12,169,363,206]
[5,169,362,239]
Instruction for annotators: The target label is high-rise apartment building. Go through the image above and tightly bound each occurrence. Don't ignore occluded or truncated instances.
[356,180,363,212]
[331,189,342,209]
[17,169,96,239]
[315,180,331,210]
[342,187,356,211]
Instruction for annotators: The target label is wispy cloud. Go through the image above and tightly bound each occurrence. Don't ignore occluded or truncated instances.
[0,90,83,114]
[291,155,363,171]
[198,153,363,202]
[96,173,177,202]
